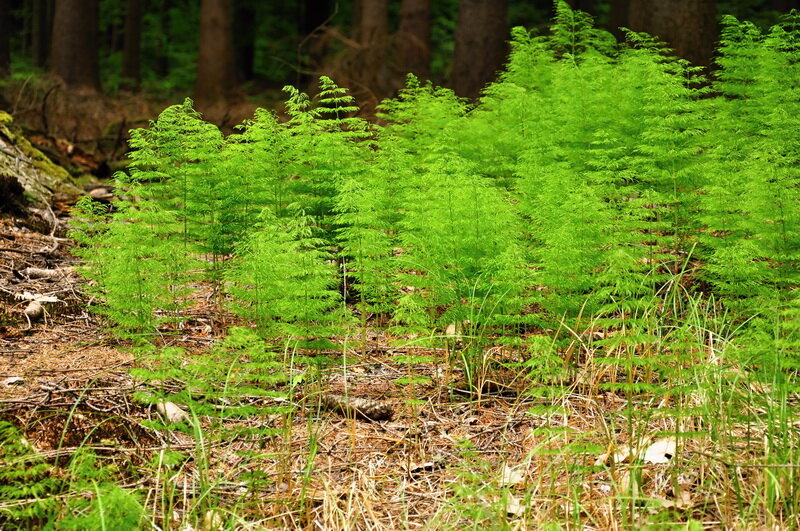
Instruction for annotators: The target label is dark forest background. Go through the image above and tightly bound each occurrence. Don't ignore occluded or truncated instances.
[0,0,798,167]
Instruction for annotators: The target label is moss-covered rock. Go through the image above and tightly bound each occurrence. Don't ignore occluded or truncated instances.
[0,111,80,209]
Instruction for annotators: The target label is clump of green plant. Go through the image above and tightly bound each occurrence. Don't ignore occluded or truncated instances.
[72,195,195,340]
[62,3,800,528]
[131,327,300,421]
[702,12,800,378]
[73,1,800,384]
[0,421,144,529]
[226,210,345,350]
[0,421,62,526]
[482,8,704,326]
[73,78,370,345]
[58,450,145,530]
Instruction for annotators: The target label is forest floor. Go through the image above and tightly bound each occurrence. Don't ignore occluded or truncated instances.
[0,209,772,529]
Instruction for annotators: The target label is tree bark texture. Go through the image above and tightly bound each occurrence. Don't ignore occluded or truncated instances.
[50,0,100,90]
[627,0,717,66]
[396,0,432,80]
[301,0,333,37]
[0,0,11,77]
[772,0,800,10]
[121,0,143,90]
[31,0,54,68]
[352,0,392,103]
[452,0,509,99]
[351,0,363,41]
[357,0,389,45]
[608,0,629,41]
[233,0,257,82]
[195,0,236,110]
[565,0,596,15]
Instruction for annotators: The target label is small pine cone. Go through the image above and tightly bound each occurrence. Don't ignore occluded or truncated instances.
[318,393,393,421]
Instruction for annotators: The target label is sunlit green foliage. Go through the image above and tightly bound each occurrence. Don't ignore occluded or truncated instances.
[702,13,800,378]
[73,79,362,344]
[73,3,800,373]
[394,154,527,332]
[227,210,344,349]
[0,422,61,525]
[131,328,298,423]
[37,4,800,528]
[0,422,144,529]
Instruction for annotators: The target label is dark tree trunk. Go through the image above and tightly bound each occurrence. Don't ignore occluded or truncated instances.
[627,0,717,66]
[608,0,629,41]
[772,0,800,10]
[452,0,508,99]
[298,0,333,87]
[233,0,256,83]
[50,0,101,90]
[300,0,332,36]
[357,0,389,45]
[349,0,390,100]
[396,0,431,80]
[565,0,595,14]
[0,0,11,77]
[31,0,53,67]
[121,0,143,90]
[154,0,169,78]
[195,0,236,114]
[351,0,364,41]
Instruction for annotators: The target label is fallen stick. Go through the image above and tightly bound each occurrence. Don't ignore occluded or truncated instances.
[22,267,72,280]
[318,393,393,421]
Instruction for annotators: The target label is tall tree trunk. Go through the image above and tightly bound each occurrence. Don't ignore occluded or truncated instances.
[608,0,629,41]
[194,0,236,117]
[350,0,389,101]
[451,0,508,99]
[772,0,800,10]
[301,0,332,36]
[357,0,389,45]
[565,0,595,14]
[396,0,431,80]
[351,0,364,42]
[233,0,256,83]
[121,0,143,90]
[154,0,169,78]
[298,0,333,87]
[50,0,101,90]
[0,0,11,77]
[31,0,53,68]
[627,0,717,66]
